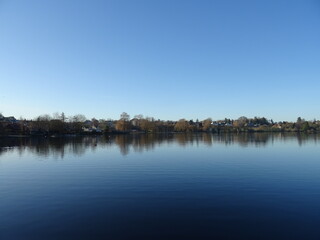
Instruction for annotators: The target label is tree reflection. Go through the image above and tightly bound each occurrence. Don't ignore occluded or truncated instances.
[0,133,319,157]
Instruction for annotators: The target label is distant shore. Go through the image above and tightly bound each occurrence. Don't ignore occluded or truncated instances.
[1,113,319,137]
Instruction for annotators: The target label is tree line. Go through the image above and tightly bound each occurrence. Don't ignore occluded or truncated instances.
[0,112,319,136]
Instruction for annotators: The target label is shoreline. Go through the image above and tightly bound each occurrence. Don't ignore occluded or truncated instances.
[1,130,319,138]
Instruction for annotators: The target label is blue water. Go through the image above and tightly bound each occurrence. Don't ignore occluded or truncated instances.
[0,133,320,239]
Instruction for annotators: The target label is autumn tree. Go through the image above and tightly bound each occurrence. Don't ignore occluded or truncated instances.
[202,118,212,131]
[234,116,248,128]
[174,119,190,132]
[139,117,156,132]
[116,112,131,132]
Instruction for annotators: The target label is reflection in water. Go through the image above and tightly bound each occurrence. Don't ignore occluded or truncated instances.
[0,133,319,158]
[1,132,320,240]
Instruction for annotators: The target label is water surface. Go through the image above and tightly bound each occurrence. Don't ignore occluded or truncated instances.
[0,133,320,239]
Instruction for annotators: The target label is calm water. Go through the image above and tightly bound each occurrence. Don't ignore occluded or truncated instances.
[0,133,320,240]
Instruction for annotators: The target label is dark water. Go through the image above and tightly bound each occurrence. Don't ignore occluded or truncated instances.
[0,133,320,240]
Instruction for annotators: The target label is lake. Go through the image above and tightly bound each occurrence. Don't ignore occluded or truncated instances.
[0,133,320,239]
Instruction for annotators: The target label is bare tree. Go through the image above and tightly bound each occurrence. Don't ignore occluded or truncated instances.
[116,112,131,132]
[61,112,66,122]
[120,112,130,121]
[52,112,61,120]
[134,114,143,120]
[234,116,248,128]
[69,114,86,133]
[72,114,86,123]
[140,117,156,132]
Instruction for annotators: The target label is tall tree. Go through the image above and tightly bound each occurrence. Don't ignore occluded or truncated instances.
[116,112,131,132]
[202,118,212,131]
[174,119,190,132]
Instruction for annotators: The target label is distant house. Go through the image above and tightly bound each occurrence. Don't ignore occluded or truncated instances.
[273,124,282,129]
[82,125,102,133]
[246,123,255,127]
[83,120,93,127]
[1,116,17,123]
[195,121,202,127]
[130,118,139,127]
[106,120,115,128]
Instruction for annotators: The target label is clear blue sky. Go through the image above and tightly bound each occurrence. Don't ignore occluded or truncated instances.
[0,0,319,121]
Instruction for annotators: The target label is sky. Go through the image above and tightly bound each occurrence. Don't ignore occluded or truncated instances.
[0,0,319,121]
